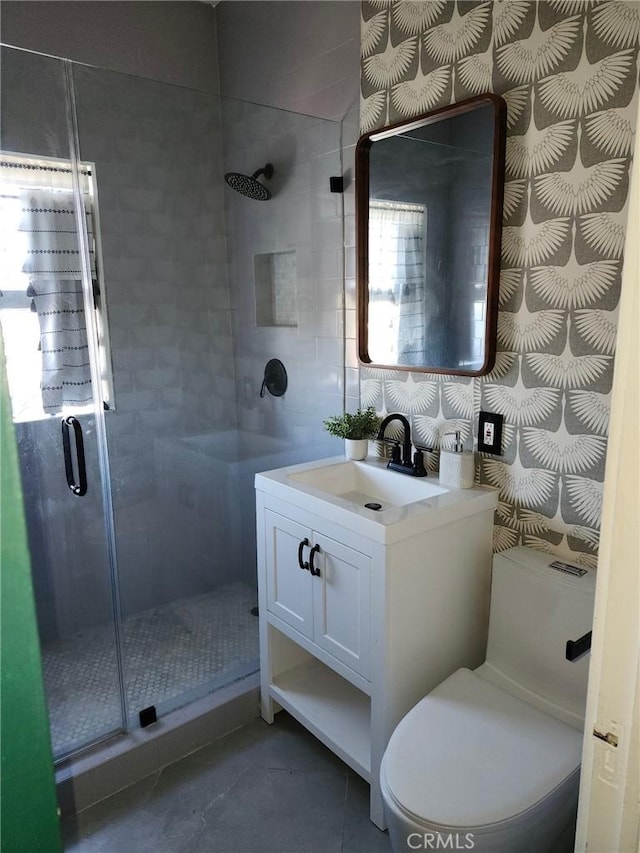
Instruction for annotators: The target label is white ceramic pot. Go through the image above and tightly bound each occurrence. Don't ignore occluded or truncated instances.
[345,439,368,461]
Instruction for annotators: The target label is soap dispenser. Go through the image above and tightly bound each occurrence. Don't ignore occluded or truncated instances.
[439,430,475,489]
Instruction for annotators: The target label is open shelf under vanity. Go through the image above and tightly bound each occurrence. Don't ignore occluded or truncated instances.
[270,654,371,781]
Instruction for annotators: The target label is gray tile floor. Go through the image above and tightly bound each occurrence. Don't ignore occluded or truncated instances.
[62,712,392,853]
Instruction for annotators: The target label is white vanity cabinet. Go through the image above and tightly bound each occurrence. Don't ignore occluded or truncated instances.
[265,508,371,679]
[255,458,498,830]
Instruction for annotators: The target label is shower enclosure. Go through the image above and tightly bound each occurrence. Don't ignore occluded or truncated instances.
[0,44,343,760]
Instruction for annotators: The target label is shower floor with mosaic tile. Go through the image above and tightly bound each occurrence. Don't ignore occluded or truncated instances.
[42,582,259,757]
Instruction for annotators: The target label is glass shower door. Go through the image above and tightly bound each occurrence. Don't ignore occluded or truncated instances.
[71,64,260,726]
[0,46,126,759]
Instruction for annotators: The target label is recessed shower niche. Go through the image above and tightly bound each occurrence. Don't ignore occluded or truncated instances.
[254,250,298,328]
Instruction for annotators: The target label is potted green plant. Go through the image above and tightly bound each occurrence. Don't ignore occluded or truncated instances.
[323,407,381,461]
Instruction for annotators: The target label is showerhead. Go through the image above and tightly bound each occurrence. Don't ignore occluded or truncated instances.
[224,163,274,200]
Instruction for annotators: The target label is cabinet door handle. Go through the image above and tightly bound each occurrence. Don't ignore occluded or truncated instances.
[297,538,310,571]
[309,544,321,577]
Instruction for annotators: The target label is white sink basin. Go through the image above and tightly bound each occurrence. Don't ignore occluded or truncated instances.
[289,460,447,510]
[256,456,498,545]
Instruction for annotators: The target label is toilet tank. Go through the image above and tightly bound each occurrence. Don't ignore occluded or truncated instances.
[484,546,596,723]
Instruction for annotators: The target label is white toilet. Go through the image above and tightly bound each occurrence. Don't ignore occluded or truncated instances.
[380,546,596,853]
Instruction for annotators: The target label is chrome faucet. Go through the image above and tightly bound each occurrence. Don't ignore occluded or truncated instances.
[376,413,428,477]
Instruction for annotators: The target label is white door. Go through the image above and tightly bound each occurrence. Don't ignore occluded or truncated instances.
[575,104,640,853]
[264,509,313,639]
[311,531,371,679]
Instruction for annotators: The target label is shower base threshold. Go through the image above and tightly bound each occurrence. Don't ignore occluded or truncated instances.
[55,671,260,816]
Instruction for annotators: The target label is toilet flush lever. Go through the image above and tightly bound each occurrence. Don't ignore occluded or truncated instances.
[565,630,592,662]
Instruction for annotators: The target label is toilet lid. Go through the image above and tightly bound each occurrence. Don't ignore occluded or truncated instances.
[382,668,583,828]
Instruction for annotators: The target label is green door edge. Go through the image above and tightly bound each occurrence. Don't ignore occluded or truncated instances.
[0,335,62,852]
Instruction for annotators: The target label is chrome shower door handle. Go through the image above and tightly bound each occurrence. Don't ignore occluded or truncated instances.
[61,415,88,497]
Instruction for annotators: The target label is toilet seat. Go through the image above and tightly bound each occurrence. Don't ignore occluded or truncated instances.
[381,668,583,829]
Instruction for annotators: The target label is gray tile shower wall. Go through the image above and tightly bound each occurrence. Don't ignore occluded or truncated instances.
[216,0,361,425]
[82,72,235,431]
[360,0,640,567]
[217,1,361,121]
[72,67,237,618]
[1,1,220,94]
[222,98,345,454]
[342,103,361,416]
[0,47,70,159]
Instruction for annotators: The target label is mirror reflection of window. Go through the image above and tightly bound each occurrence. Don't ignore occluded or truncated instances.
[368,200,426,366]
[357,95,506,375]
[0,153,113,422]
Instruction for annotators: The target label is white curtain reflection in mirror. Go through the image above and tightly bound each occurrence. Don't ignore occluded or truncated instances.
[368,201,426,366]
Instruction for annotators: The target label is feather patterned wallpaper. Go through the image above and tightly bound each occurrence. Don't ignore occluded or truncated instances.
[359,0,639,567]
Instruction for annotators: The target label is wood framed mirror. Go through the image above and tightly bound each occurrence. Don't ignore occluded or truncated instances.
[356,93,507,376]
